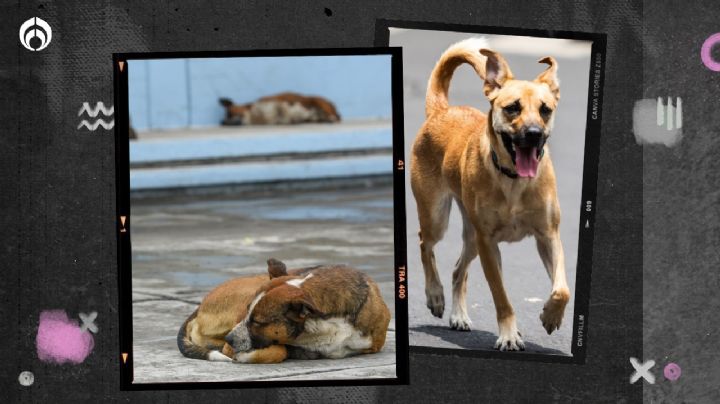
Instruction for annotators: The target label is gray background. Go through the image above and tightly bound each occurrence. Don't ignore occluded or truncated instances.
[3,0,715,402]
[392,29,591,356]
[643,2,720,403]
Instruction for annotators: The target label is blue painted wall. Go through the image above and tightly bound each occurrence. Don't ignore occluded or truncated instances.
[128,55,392,131]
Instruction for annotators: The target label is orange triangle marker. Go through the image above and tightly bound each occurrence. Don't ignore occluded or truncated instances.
[120,216,126,226]
[119,61,125,72]
[122,353,128,364]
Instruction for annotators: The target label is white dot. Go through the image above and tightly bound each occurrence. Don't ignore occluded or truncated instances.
[18,371,34,386]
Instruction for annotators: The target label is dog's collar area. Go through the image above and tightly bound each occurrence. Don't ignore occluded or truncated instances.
[500,132,517,165]
[491,148,544,179]
[491,149,518,179]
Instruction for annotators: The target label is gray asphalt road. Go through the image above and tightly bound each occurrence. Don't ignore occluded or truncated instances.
[391,30,593,356]
[130,185,397,383]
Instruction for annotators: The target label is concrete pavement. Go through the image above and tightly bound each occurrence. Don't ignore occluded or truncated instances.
[130,185,397,383]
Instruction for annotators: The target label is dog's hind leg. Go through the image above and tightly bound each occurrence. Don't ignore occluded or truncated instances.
[476,237,525,351]
[416,192,452,318]
[449,201,477,331]
[536,232,570,334]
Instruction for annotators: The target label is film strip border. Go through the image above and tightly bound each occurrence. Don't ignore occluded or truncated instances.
[113,47,409,390]
[376,19,607,365]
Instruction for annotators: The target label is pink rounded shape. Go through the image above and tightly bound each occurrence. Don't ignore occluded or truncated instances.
[664,362,682,381]
[701,33,720,71]
[36,310,94,364]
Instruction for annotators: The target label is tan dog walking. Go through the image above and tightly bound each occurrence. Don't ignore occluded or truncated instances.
[411,38,570,351]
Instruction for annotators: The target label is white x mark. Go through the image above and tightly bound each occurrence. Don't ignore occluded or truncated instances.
[629,357,655,384]
[79,311,98,333]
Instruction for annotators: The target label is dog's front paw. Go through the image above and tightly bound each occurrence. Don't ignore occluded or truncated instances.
[494,318,525,351]
[494,330,525,351]
[233,345,288,364]
[539,288,570,334]
[232,351,254,363]
[208,350,233,362]
[449,312,472,331]
[425,287,445,318]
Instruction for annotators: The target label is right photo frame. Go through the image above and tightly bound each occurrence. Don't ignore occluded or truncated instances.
[376,21,606,363]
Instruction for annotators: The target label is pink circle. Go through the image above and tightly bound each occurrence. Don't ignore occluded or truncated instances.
[701,33,720,71]
[664,362,682,381]
[36,310,94,364]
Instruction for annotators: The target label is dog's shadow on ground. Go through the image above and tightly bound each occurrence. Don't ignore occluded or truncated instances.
[410,325,569,356]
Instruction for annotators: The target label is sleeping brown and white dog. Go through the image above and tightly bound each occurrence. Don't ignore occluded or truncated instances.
[219,92,341,126]
[177,258,390,363]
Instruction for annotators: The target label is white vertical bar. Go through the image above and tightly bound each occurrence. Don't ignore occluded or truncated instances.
[675,97,682,129]
[666,96,674,130]
[657,97,664,126]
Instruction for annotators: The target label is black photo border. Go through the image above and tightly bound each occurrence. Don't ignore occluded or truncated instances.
[375,19,607,365]
[113,46,409,390]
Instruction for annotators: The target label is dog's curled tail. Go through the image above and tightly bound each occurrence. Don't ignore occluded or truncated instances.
[177,309,216,360]
[425,37,489,117]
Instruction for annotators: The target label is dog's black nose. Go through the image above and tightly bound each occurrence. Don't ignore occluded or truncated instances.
[224,333,234,344]
[524,126,543,143]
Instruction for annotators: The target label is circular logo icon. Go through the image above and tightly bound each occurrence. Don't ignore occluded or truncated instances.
[701,33,720,72]
[664,362,682,381]
[19,17,52,52]
[18,371,34,386]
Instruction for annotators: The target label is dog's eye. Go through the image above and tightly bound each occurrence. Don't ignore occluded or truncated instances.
[503,101,521,115]
[540,104,553,117]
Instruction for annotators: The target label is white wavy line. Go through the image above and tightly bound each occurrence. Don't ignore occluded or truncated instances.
[77,119,115,130]
[78,102,114,117]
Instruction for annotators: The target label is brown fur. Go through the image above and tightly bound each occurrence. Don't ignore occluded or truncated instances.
[219,92,341,126]
[177,273,269,360]
[411,38,570,351]
[178,259,390,363]
[354,278,390,353]
[225,266,390,360]
[222,344,288,364]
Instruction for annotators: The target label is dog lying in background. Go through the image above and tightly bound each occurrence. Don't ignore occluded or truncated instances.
[177,258,390,363]
[219,92,341,126]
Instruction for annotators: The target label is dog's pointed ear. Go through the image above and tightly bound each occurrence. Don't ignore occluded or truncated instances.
[285,295,323,323]
[480,49,514,100]
[267,258,288,279]
[535,56,560,100]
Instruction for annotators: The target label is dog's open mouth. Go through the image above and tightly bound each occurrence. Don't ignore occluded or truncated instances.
[515,146,539,178]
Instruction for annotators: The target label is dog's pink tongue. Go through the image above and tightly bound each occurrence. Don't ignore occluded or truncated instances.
[516,147,539,178]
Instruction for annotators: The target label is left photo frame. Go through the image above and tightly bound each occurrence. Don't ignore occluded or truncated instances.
[113,47,408,389]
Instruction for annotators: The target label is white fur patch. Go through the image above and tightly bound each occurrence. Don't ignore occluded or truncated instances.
[284,102,314,123]
[207,350,232,362]
[252,101,279,123]
[292,317,372,359]
[228,291,266,352]
[247,291,266,315]
[233,351,254,363]
[286,273,314,288]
